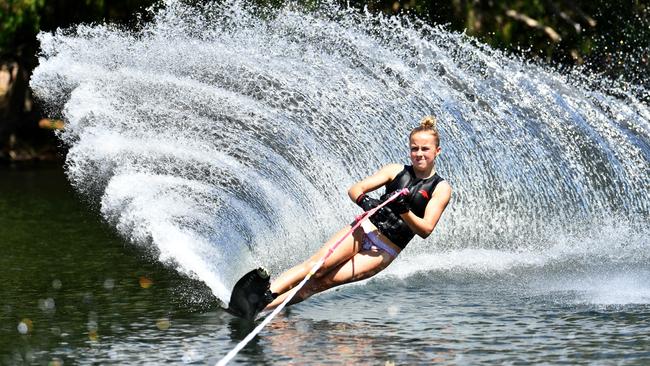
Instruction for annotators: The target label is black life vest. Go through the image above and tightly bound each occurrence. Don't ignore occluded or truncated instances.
[369,165,444,249]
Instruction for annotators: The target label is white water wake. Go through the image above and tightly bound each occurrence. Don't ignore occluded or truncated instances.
[31,1,649,303]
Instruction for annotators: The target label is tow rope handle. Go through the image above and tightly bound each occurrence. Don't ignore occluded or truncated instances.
[216,188,409,366]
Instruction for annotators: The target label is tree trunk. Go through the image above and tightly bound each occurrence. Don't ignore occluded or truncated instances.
[0,59,27,147]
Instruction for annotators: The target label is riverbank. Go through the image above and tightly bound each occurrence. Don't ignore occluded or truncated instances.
[0,127,64,164]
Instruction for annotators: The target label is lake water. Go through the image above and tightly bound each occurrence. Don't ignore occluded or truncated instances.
[1,166,649,365]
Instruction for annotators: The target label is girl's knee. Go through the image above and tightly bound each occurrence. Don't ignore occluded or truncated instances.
[302,257,333,279]
[301,259,317,272]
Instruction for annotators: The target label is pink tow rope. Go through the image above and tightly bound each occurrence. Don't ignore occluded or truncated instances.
[216,188,409,366]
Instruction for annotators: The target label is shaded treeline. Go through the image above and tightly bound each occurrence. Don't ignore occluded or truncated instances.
[0,0,156,162]
[1,0,648,161]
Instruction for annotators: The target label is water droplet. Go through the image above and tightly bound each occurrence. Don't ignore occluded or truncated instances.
[387,305,400,316]
[156,317,171,330]
[39,298,56,312]
[88,329,99,342]
[48,358,63,366]
[17,319,32,334]
[104,278,115,290]
[52,279,62,289]
[139,276,153,289]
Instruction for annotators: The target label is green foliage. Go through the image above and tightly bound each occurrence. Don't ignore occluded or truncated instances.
[0,0,45,51]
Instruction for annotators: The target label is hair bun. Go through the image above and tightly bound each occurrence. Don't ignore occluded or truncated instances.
[410,115,441,146]
[420,116,437,129]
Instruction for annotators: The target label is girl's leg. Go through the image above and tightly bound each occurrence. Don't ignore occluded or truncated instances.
[269,225,364,297]
[265,248,396,310]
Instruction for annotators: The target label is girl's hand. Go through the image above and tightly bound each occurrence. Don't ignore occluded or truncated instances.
[355,193,380,212]
[388,189,411,214]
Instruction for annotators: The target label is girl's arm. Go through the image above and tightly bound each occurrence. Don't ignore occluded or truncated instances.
[400,182,452,238]
[348,164,403,202]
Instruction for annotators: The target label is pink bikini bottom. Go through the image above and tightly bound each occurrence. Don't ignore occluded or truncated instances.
[359,221,399,258]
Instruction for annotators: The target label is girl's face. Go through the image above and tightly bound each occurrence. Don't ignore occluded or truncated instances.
[409,131,440,173]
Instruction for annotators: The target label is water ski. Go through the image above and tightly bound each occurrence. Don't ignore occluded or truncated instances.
[226,267,275,320]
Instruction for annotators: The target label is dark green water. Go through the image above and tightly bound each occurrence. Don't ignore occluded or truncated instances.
[0,166,222,364]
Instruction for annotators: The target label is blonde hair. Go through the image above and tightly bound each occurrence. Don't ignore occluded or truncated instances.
[409,115,440,146]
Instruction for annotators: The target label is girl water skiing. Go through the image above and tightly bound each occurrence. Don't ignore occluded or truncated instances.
[263,115,452,311]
